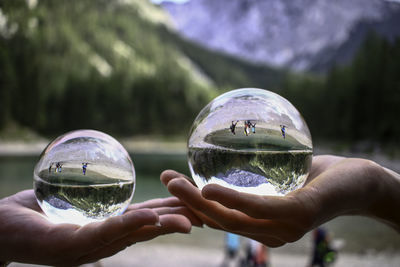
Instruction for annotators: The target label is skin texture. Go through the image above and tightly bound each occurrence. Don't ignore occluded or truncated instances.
[0,190,201,266]
[161,155,400,248]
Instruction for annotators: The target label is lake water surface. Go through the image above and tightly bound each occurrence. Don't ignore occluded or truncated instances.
[0,153,188,201]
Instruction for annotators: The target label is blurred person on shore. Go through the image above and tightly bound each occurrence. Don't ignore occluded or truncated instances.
[253,241,269,267]
[241,238,269,267]
[221,232,241,267]
[310,227,337,267]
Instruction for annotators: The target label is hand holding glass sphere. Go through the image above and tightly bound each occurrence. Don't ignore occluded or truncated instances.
[0,129,199,265]
[161,88,400,248]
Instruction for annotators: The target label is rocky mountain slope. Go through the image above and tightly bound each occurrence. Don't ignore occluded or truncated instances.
[162,0,400,71]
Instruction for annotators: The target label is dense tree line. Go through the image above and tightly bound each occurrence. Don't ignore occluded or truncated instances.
[282,33,400,146]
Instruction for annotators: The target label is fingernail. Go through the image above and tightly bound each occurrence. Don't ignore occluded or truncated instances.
[155,221,162,227]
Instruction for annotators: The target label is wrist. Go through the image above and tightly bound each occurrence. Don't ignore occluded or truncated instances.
[367,165,400,231]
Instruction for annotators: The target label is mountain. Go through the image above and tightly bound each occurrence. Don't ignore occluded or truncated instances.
[161,0,400,71]
[0,0,287,135]
[308,7,400,72]
[0,0,214,134]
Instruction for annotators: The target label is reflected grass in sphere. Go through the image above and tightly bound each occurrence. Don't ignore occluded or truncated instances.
[188,88,313,196]
[34,130,135,225]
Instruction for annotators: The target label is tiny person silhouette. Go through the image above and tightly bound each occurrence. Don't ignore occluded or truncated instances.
[230,120,238,135]
[55,162,62,173]
[48,163,53,174]
[82,163,88,175]
[280,125,286,139]
[244,120,251,136]
[251,122,256,134]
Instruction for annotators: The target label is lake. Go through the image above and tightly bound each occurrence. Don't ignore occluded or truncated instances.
[0,153,189,202]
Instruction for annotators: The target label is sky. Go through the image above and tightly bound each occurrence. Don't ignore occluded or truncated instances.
[150,0,190,4]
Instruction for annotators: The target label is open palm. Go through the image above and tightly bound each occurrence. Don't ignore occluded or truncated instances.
[161,155,399,247]
[0,190,199,266]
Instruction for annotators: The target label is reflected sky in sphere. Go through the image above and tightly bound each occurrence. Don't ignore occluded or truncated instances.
[34,130,135,225]
[188,88,313,196]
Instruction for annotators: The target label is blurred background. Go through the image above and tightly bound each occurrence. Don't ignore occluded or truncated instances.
[0,0,400,266]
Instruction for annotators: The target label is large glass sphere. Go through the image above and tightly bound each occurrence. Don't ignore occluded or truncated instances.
[188,88,313,196]
[34,130,135,225]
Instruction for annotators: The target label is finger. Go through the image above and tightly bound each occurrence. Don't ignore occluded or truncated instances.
[73,209,159,251]
[158,213,192,233]
[75,214,192,265]
[160,169,195,186]
[202,184,301,220]
[167,179,309,240]
[153,206,203,227]
[185,209,224,230]
[127,197,183,211]
[124,214,192,241]
[167,177,269,233]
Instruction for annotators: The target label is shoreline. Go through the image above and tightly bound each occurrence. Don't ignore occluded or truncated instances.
[0,139,187,157]
[0,141,50,157]
[1,140,399,172]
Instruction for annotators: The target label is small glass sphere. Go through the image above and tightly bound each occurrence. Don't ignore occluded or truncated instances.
[188,88,313,196]
[34,130,135,225]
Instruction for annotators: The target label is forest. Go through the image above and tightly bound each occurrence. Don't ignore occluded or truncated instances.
[0,0,399,147]
[282,33,400,147]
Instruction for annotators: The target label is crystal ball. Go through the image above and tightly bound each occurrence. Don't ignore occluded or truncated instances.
[34,130,135,225]
[187,88,313,196]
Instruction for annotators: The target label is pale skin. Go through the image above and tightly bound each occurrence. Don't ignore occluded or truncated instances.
[0,191,202,266]
[161,155,400,247]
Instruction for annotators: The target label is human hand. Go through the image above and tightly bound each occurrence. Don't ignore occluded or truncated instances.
[0,190,201,266]
[161,155,400,247]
